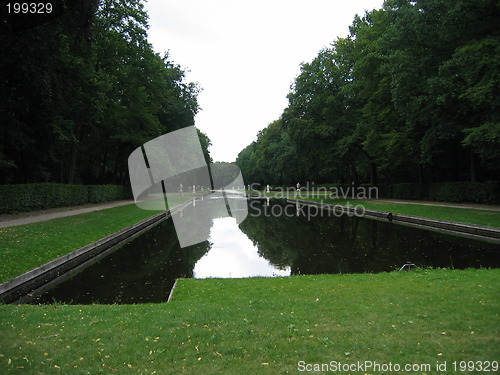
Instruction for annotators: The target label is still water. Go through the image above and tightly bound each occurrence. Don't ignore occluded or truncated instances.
[36,198,499,304]
[193,217,290,278]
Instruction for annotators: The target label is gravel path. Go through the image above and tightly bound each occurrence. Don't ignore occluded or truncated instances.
[0,200,135,228]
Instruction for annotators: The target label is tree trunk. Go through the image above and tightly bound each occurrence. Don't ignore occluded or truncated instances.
[470,150,476,182]
[417,163,424,184]
[67,120,82,184]
[370,162,378,186]
[67,141,78,184]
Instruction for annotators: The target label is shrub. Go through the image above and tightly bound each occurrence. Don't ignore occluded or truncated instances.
[0,184,132,213]
[428,182,500,204]
[377,181,500,204]
[391,183,427,200]
[88,185,131,203]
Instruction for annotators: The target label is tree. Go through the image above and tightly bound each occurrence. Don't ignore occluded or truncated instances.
[0,0,204,185]
[0,1,100,183]
[235,0,499,186]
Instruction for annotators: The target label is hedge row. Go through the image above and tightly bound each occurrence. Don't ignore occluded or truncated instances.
[377,181,500,204]
[269,181,500,204]
[0,184,132,214]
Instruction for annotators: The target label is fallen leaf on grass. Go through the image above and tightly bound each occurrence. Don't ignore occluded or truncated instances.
[102,363,118,372]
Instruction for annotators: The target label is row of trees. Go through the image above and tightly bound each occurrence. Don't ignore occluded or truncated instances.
[236,0,499,186]
[0,0,209,185]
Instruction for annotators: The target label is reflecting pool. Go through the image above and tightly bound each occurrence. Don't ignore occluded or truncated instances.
[35,198,500,304]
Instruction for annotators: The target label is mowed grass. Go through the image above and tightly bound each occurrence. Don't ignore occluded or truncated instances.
[0,269,498,374]
[0,204,164,284]
[298,196,500,228]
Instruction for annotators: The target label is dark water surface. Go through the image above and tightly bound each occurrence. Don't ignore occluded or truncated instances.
[36,198,500,304]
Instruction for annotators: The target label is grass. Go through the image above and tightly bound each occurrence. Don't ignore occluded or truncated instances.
[0,268,499,374]
[0,204,164,284]
[0,194,202,284]
[1,192,498,284]
[290,195,500,228]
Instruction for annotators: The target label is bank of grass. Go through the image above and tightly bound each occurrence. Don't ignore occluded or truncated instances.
[0,193,213,284]
[292,195,500,228]
[0,268,499,374]
[0,203,166,284]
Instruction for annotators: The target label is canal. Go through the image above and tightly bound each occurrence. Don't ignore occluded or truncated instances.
[35,198,500,304]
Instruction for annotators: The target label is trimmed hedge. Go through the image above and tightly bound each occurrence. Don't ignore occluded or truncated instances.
[427,181,500,204]
[88,185,131,203]
[377,183,427,201]
[270,181,499,204]
[0,184,132,214]
[378,181,500,204]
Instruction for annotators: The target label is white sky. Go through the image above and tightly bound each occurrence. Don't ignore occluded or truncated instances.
[144,0,384,162]
[193,217,290,278]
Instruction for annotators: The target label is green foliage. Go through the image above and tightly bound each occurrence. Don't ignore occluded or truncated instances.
[0,184,131,213]
[462,122,500,170]
[377,181,500,204]
[427,181,500,204]
[237,0,499,188]
[0,0,205,185]
[389,183,427,200]
[87,185,132,203]
[197,129,213,165]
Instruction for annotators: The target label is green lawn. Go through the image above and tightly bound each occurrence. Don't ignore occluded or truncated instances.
[0,269,499,374]
[296,196,500,228]
[0,204,164,284]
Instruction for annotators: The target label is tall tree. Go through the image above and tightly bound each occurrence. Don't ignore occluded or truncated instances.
[236,0,499,186]
[0,0,204,185]
[0,1,99,183]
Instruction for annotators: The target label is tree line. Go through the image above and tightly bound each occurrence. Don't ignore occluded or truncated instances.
[0,0,210,185]
[236,0,499,187]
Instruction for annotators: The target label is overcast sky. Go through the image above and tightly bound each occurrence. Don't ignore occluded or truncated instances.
[143,0,384,162]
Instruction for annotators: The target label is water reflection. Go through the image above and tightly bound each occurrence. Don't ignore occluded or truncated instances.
[34,218,210,304]
[34,198,499,304]
[193,217,290,278]
[240,199,500,274]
